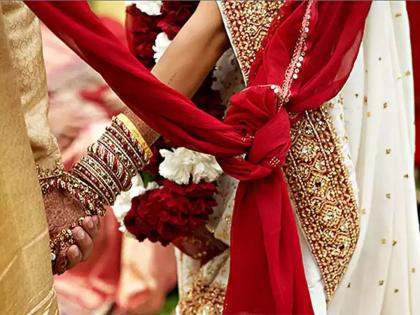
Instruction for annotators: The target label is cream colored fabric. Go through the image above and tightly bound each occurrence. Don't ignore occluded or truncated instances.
[0,2,59,314]
[328,2,420,314]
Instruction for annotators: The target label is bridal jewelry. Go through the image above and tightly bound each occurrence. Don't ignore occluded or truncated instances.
[38,114,152,269]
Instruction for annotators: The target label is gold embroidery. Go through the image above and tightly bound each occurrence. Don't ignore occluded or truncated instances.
[220,0,284,81]
[36,160,64,195]
[283,106,360,300]
[178,279,225,315]
[221,0,360,301]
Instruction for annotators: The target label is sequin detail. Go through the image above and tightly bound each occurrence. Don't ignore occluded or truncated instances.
[220,0,284,80]
[178,280,225,315]
[283,106,360,300]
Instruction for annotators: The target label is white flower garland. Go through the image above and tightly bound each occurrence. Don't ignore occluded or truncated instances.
[125,0,162,16]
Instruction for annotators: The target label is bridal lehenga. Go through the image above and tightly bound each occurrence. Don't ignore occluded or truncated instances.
[176,2,420,314]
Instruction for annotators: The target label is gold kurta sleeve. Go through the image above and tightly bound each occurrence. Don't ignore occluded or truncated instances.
[2,1,62,171]
[0,2,58,314]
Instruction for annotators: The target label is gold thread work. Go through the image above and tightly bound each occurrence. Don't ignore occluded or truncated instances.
[283,106,360,300]
[178,280,225,315]
[220,0,285,80]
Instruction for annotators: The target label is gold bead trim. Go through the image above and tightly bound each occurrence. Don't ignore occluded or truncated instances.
[283,105,360,300]
[219,0,285,82]
[178,279,225,315]
[36,160,64,195]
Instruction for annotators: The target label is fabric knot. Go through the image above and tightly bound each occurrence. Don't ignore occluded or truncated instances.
[218,85,291,181]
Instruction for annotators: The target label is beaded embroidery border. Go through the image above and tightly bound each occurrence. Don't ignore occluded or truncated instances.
[219,0,285,81]
[178,279,225,315]
[283,106,360,300]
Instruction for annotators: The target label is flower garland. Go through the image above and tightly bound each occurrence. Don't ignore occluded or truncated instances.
[116,1,226,243]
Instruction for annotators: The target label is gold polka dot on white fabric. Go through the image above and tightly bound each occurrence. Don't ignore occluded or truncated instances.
[395,13,402,18]
[383,102,388,109]
[385,148,392,155]
[386,193,391,199]
[379,280,384,286]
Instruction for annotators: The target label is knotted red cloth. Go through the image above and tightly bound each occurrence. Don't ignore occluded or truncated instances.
[26,1,370,313]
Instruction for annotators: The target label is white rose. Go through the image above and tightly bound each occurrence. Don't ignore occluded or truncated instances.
[126,0,162,16]
[159,148,223,185]
[153,32,172,63]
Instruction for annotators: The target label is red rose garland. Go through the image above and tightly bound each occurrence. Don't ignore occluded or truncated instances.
[124,180,217,245]
[126,4,161,68]
[124,1,225,245]
[158,1,198,39]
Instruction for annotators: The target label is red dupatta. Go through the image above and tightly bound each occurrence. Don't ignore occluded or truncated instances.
[25,1,370,313]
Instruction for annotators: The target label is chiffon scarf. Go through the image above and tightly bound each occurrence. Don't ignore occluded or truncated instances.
[25,1,371,313]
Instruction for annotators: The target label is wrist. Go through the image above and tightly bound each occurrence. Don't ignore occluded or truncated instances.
[69,114,152,207]
[38,114,153,271]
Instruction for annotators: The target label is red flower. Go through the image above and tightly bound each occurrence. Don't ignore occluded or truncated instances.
[124,180,216,245]
[133,41,155,68]
[193,82,225,120]
[127,6,153,31]
[126,4,160,68]
[158,1,198,39]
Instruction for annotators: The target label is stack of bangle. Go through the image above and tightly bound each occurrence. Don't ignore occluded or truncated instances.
[42,114,152,265]
[70,114,152,210]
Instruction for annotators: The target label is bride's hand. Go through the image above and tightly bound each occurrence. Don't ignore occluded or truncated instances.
[66,216,100,269]
[43,189,100,274]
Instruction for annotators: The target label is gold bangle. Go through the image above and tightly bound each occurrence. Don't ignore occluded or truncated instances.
[116,114,153,160]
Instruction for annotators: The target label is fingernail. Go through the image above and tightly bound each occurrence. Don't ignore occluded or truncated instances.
[86,218,94,229]
[69,246,79,260]
[75,228,84,240]
[92,216,98,226]
[75,249,81,260]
